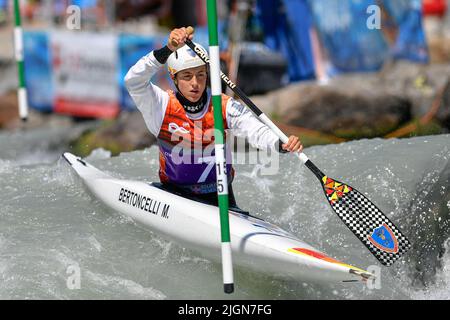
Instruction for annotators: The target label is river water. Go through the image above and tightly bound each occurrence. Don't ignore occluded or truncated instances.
[0,127,449,300]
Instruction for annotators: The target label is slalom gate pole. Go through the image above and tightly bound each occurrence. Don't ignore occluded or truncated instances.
[206,0,234,294]
[13,0,28,121]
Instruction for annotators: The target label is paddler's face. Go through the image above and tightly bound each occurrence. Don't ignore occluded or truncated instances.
[176,65,207,102]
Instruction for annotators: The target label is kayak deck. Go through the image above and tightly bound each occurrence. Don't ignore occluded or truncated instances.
[151,182,256,218]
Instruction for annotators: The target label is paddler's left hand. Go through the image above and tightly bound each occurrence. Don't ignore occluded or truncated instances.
[282,135,304,153]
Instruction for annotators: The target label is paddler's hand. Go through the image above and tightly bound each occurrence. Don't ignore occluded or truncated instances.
[168,27,193,51]
[282,135,304,153]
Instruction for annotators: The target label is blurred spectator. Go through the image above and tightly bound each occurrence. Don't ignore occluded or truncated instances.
[70,0,105,28]
[256,0,315,82]
[423,0,447,17]
[54,0,69,25]
[115,0,172,22]
[23,0,40,22]
[170,0,200,27]
[308,0,429,74]
[115,0,204,28]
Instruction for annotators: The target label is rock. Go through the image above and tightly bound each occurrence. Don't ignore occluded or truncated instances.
[0,91,19,128]
[71,111,156,156]
[437,79,450,129]
[251,80,412,139]
[286,86,411,139]
[380,61,450,117]
[0,59,16,96]
[249,61,450,138]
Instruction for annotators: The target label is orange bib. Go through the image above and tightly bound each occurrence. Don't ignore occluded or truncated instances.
[156,91,233,194]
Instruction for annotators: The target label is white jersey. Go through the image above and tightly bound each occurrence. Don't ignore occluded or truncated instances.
[124,51,280,151]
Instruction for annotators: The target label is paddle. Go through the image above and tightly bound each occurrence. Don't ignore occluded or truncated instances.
[175,27,411,267]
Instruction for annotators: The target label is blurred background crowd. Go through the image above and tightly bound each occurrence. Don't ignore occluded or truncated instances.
[0,0,449,155]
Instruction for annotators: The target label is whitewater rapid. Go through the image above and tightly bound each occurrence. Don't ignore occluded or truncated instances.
[0,131,449,299]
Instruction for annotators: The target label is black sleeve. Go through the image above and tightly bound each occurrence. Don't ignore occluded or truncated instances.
[277,140,289,154]
[153,46,173,64]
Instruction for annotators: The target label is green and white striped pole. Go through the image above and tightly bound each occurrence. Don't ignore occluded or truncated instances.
[207,0,234,294]
[13,0,28,121]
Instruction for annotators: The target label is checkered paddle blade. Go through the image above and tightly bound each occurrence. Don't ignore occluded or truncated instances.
[321,176,411,266]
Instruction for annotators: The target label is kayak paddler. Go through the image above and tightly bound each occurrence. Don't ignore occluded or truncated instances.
[124,27,303,209]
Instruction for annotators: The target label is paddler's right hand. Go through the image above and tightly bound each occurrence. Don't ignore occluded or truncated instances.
[167,27,193,51]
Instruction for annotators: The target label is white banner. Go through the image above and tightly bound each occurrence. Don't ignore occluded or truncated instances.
[51,30,119,103]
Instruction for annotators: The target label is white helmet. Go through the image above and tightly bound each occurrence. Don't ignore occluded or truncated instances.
[167,43,208,78]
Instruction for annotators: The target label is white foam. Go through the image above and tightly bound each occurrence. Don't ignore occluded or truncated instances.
[85,148,112,161]
[85,271,167,300]
[0,159,12,173]
[87,236,102,252]
[411,238,450,300]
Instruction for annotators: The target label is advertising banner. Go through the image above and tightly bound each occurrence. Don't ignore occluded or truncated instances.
[52,31,119,118]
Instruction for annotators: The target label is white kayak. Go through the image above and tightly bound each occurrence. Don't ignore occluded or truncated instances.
[62,152,374,284]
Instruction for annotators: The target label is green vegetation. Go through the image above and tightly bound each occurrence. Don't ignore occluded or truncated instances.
[405,120,444,138]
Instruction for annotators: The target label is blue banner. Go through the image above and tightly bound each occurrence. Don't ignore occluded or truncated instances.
[23,31,54,112]
[308,0,428,74]
[70,0,97,8]
[308,0,388,74]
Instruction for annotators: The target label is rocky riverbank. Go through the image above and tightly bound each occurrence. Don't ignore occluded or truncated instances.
[1,59,449,156]
[251,61,450,139]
